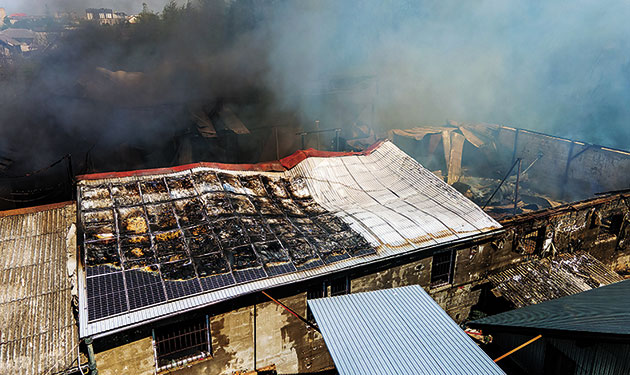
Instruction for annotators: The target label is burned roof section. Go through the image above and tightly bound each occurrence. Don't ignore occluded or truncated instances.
[79,172,374,322]
[489,251,624,308]
[77,141,500,337]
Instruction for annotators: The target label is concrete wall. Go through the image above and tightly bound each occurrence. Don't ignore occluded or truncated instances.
[95,336,155,375]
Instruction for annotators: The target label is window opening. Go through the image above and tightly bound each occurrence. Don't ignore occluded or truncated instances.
[431,250,455,286]
[153,315,211,371]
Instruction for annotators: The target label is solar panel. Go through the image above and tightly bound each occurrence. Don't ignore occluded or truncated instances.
[265,262,297,277]
[80,171,376,322]
[295,259,326,272]
[125,268,166,310]
[323,253,351,264]
[199,273,236,291]
[87,272,128,320]
[164,278,203,300]
[233,267,267,284]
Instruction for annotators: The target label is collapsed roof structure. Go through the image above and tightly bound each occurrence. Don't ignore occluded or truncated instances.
[392,122,630,218]
[76,141,500,338]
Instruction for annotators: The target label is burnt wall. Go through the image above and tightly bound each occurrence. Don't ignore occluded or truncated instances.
[393,126,630,203]
[488,127,630,201]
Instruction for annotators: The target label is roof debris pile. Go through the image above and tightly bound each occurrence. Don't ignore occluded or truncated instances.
[489,251,624,308]
[391,122,630,219]
[79,171,375,321]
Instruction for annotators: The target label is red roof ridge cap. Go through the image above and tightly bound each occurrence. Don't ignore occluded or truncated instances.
[76,140,387,181]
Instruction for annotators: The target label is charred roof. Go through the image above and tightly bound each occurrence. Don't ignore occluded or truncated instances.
[76,141,500,338]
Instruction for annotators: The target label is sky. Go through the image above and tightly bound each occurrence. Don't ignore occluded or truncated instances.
[0,0,180,15]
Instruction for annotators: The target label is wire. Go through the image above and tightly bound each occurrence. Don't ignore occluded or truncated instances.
[0,154,70,179]
[77,338,86,375]
[40,339,84,375]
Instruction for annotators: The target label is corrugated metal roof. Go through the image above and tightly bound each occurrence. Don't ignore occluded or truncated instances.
[489,251,624,308]
[0,202,80,375]
[78,141,501,337]
[308,285,505,375]
[471,278,630,337]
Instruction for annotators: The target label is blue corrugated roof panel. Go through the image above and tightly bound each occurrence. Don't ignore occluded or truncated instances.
[308,285,505,375]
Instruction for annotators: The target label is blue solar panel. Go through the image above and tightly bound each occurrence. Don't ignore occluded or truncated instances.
[295,259,325,271]
[87,272,128,320]
[125,269,166,310]
[164,279,202,300]
[200,273,236,291]
[233,267,267,284]
[265,262,297,276]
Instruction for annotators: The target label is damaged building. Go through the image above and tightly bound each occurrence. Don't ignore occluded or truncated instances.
[1,125,630,374]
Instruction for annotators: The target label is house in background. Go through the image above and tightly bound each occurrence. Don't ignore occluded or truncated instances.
[85,9,127,25]
[0,28,37,55]
[469,279,630,375]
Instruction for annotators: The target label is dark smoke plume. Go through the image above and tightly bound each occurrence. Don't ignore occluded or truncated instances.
[2,0,630,175]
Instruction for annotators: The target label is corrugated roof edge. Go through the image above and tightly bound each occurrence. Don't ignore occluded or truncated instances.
[76,140,387,181]
[0,201,75,217]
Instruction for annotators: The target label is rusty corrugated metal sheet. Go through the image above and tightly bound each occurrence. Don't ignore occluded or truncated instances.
[489,251,624,308]
[78,141,501,338]
[0,203,80,375]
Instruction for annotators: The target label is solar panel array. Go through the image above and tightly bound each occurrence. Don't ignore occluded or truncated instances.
[79,171,376,321]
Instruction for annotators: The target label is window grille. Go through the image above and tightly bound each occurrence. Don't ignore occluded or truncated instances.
[330,276,349,296]
[153,316,211,371]
[431,250,455,286]
[521,228,544,254]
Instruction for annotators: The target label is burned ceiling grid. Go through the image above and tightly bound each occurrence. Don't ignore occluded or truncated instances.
[79,170,375,321]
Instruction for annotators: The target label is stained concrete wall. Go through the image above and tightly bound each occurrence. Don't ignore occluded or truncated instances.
[169,293,333,375]
[351,257,431,293]
[95,336,155,375]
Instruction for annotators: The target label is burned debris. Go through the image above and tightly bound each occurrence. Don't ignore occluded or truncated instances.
[392,123,630,219]
[78,170,375,320]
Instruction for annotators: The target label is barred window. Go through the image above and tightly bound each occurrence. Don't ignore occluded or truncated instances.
[153,316,211,371]
[431,250,455,286]
[330,276,349,297]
